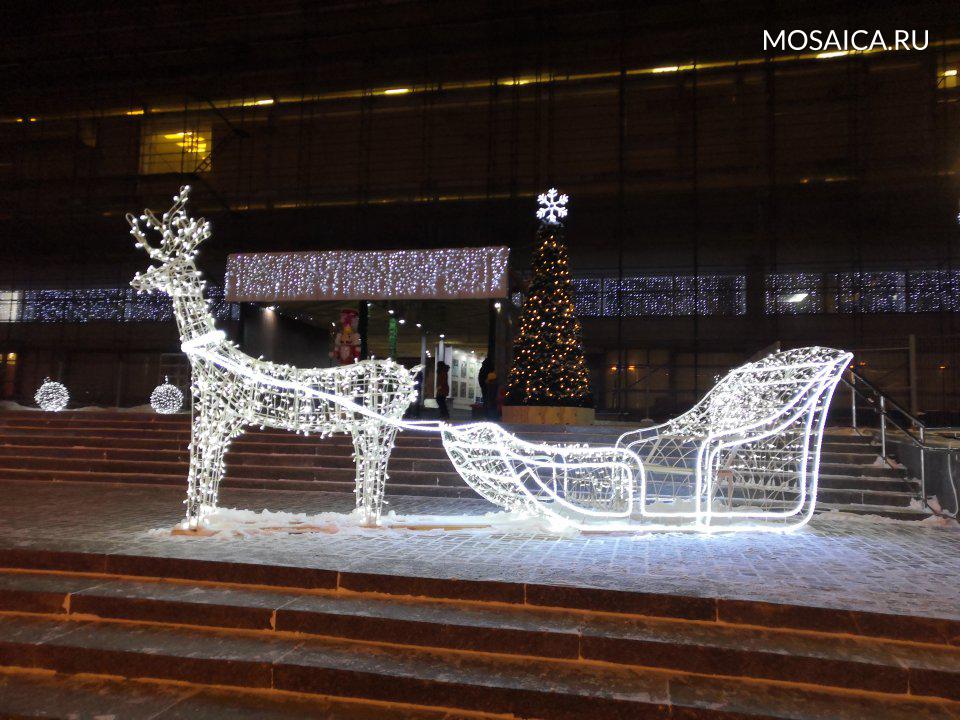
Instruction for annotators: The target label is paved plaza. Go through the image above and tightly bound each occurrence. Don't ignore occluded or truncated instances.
[1,480,958,621]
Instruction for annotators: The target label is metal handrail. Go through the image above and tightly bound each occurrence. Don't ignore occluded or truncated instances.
[847,368,923,429]
[841,369,955,505]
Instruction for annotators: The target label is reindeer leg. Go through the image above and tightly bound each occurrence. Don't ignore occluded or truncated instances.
[352,421,399,526]
[203,419,244,518]
[184,399,238,530]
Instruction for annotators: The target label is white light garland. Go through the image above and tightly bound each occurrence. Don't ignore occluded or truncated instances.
[150,377,184,414]
[35,378,69,412]
[129,187,420,529]
[224,246,510,303]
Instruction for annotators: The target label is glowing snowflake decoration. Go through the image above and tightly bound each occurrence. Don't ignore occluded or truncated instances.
[536,188,569,225]
[150,377,184,414]
[35,378,69,412]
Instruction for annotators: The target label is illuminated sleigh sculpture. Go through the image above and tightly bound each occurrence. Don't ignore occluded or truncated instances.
[442,347,850,532]
[128,187,418,529]
[441,424,643,531]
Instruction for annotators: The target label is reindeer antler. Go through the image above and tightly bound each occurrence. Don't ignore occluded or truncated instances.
[126,186,211,261]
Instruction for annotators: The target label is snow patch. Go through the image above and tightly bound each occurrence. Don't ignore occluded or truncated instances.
[821,508,959,531]
[0,401,174,414]
[149,506,567,539]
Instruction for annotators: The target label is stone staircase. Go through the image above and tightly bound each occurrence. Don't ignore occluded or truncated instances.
[0,548,957,718]
[0,410,926,519]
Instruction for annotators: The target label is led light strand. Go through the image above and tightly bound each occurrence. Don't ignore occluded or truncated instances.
[35,378,69,412]
[129,187,420,529]
[150,376,184,414]
[224,247,509,303]
[616,347,850,532]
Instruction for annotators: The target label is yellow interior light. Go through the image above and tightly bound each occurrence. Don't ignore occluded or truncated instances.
[382,87,411,95]
[816,50,850,59]
[162,131,207,153]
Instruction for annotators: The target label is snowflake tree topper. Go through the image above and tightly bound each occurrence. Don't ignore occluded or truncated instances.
[536,188,569,225]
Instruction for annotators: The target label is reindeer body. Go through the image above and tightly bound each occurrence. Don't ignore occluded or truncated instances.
[129,188,416,528]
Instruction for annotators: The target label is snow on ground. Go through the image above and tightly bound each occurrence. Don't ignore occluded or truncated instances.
[148,502,959,540]
[820,508,959,530]
[151,506,568,539]
[0,401,164,413]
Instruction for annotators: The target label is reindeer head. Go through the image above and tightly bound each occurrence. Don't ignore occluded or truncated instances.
[127,186,210,296]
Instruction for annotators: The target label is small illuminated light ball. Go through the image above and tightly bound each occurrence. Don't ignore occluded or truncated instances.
[35,378,69,412]
[150,377,184,414]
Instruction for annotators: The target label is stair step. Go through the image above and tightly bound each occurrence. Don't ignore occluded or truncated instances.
[0,435,452,459]
[816,504,930,521]
[818,475,917,492]
[0,456,462,485]
[820,462,904,478]
[0,669,475,720]
[0,610,957,718]
[0,470,473,497]
[0,413,929,517]
[0,445,456,472]
[821,440,880,452]
[0,450,458,476]
[2,569,958,700]
[815,487,916,507]
[0,426,448,447]
[820,452,886,464]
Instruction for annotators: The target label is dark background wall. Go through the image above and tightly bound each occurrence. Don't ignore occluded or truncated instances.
[240,305,331,368]
[1,0,959,417]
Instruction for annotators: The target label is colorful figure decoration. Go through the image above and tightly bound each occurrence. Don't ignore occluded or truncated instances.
[331,308,362,365]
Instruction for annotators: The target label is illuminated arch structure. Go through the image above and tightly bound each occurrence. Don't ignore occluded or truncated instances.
[442,347,851,532]
[128,188,418,529]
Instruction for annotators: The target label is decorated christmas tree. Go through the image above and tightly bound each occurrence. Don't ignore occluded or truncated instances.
[507,189,592,407]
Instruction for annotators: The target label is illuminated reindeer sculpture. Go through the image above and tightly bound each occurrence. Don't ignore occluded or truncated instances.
[128,187,417,529]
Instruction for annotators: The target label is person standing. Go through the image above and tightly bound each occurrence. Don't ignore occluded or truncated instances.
[435,361,450,420]
[477,356,493,416]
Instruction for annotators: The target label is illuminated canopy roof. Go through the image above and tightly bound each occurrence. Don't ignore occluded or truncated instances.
[225,247,510,303]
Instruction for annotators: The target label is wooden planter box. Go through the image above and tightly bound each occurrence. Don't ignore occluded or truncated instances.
[501,405,596,426]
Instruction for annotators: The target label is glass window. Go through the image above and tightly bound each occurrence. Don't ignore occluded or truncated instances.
[0,291,21,322]
[139,118,213,175]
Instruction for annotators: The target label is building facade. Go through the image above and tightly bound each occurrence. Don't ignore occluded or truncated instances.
[1,1,959,419]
